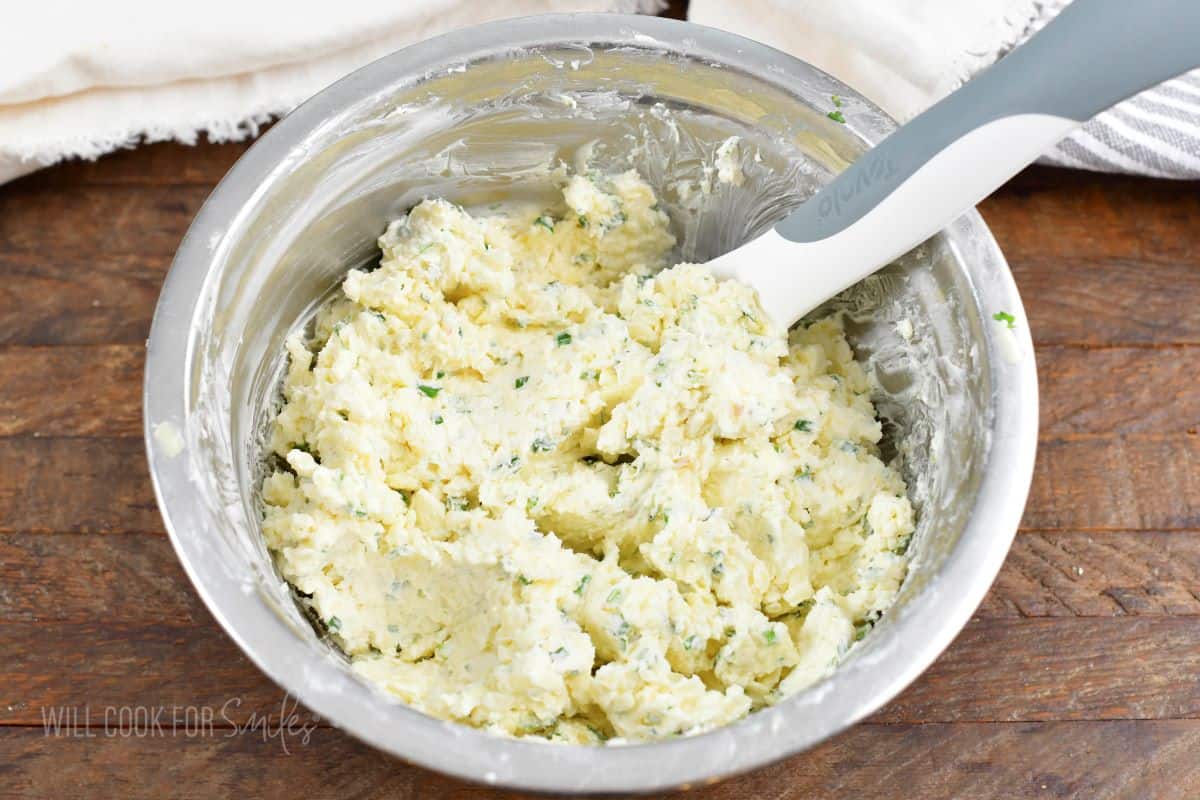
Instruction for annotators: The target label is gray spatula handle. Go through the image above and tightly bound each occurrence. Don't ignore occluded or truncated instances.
[776,0,1200,246]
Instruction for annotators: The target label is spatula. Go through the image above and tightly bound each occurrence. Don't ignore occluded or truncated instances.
[706,0,1200,326]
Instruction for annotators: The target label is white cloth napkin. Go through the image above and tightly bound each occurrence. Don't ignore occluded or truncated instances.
[689,0,1200,179]
[4,1,1197,184]
[0,0,660,185]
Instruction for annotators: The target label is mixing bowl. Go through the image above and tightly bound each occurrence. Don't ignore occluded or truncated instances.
[144,13,1037,793]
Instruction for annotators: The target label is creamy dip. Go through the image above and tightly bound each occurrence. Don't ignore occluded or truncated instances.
[261,171,914,743]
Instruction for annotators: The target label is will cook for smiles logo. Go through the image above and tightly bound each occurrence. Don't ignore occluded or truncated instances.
[40,694,320,754]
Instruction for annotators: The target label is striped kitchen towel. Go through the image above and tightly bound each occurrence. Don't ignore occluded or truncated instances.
[690,0,1200,180]
[1043,70,1200,179]
[1026,0,1200,178]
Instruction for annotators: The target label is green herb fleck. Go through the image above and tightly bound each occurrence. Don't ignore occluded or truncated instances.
[794,419,812,432]
[763,628,777,644]
[832,94,844,108]
[993,310,1016,329]
[326,616,342,633]
[526,495,539,511]
[555,331,572,347]
[531,437,554,453]
[855,620,875,641]
[827,109,846,123]
[518,574,532,586]
[575,574,592,595]
[515,375,530,389]
[607,588,622,605]
[614,619,632,648]
[550,646,568,659]
[417,384,441,398]
[683,634,698,651]
[398,490,411,505]
[433,415,444,425]
[534,215,556,232]
[588,724,610,742]
[577,215,589,228]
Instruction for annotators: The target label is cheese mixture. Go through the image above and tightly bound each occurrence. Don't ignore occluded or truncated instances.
[261,171,915,743]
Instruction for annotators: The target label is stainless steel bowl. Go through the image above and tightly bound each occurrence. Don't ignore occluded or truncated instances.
[144,14,1037,794]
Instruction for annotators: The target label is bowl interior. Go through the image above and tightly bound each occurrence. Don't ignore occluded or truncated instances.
[148,17,1023,793]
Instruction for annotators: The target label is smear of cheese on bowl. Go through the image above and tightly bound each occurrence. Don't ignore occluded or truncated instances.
[261,171,914,743]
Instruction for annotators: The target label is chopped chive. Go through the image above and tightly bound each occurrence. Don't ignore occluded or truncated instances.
[855,620,874,641]
[827,109,846,123]
[832,94,844,108]
[515,375,530,389]
[518,574,533,586]
[555,331,572,347]
[683,634,698,651]
[326,616,342,633]
[577,215,589,228]
[526,495,539,511]
[531,437,554,453]
[534,215,556,231]
[575,574,591,595]
[436,370,445,379]
[794,419,812,432]
[993,310,1016,329]
[763,628,777,644]
[607,588,622,604]
[433,415,444,425]
[417,385,441,398]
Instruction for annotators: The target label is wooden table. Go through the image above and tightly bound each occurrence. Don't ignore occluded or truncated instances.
[1,140,1197,798]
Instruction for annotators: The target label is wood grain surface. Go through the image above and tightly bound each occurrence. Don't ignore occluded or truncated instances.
[1,129,1198,798]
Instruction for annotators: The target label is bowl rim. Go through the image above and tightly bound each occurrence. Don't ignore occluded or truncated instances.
[143,12,1038,794]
